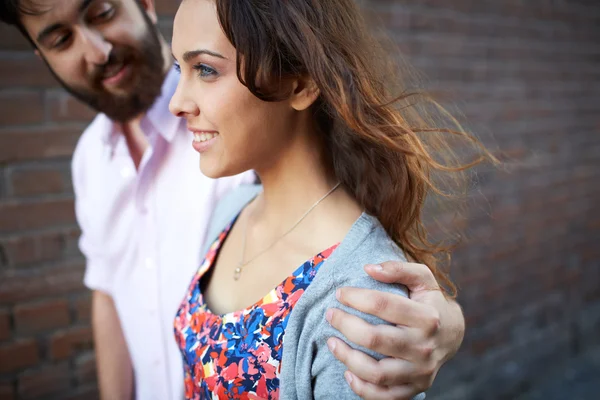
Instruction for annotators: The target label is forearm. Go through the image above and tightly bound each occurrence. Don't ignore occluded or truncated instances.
[92,291,134,400]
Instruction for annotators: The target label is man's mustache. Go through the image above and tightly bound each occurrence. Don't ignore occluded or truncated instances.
[89,48,129,84]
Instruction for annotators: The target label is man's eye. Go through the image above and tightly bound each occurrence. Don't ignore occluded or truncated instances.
[89,4,115,22]
[52,32,72,49]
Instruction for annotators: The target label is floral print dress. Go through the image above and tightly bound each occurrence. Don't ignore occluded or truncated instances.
[174,215,338,399]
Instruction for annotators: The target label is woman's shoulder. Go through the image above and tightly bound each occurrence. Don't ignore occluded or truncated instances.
[300,213,409,308]
[325,213,407,284]
[279,214,411,398]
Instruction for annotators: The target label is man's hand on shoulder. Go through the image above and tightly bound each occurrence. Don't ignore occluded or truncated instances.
[325,261,465,400]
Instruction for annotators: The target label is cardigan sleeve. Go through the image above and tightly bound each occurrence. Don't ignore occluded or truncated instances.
[309,273,426,399]
[279,215,426,400]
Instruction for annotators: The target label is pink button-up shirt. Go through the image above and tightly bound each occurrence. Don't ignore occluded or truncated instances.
[72,68,253,400]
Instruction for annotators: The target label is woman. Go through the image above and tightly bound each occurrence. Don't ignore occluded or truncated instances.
[170,0,489,398]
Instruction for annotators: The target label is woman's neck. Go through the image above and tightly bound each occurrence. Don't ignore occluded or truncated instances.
[251,128,338,228]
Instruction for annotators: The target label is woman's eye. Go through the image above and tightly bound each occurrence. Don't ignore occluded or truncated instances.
[194,64,218,79]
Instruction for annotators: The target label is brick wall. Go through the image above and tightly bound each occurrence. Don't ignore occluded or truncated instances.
[0,1,598,399]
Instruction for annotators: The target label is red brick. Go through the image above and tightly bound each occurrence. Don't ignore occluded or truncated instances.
[1,231,71,267]
[0,53,57,88]
[50,327,93,360]
[10,169,67,197]
[14,300,70,334]
[1,236,36,266]
[17,363,70,400]
[63,385,99,400]
[0,91,44,126]
[74,296,91,322]
[0,263,85,305]
[38,232,66,261]
[47,92,96,123]
[0,340,38,373]
[0,382,16,400]
[0,309,11,341]
[0,126,83,163]
[0,198,75,233]
[63,227,83,258]
[470,332,508,356]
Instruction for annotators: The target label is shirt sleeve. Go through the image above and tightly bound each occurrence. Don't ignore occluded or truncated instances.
[72,139,114,295]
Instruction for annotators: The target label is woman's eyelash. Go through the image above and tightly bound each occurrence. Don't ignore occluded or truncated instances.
[172,62,217,78]
[193,63,217,77]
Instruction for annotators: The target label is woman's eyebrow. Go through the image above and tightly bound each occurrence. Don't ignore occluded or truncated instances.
[182,49,228,62]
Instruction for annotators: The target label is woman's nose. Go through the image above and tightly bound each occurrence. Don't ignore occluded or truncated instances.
[169,80,199,118]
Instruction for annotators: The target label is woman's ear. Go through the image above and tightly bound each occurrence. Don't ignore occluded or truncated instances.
[290,77,320,111]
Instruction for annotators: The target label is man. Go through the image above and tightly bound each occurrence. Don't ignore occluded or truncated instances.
[0,1,465,399]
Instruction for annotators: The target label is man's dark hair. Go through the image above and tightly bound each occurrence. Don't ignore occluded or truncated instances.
[0,0,22,25]
[0,0,40,47]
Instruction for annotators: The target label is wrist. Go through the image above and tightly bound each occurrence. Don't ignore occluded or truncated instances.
[442,299,465,362]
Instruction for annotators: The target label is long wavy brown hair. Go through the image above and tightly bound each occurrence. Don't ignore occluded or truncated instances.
[215,0,495,297]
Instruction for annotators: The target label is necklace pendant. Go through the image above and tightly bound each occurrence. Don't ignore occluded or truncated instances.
[233,267,242,281]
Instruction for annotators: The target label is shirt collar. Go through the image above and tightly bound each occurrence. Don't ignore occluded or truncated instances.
[101,65,182,148]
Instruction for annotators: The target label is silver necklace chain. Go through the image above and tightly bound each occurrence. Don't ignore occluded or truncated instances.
[234,182,341,280]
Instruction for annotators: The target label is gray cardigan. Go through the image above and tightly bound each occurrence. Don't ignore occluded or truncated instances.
[201,184,426,400]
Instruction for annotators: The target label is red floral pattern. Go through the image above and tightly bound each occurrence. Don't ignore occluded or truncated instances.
[174,216,338,399]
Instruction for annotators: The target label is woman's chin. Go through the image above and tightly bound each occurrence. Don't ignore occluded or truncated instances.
[199,157,237,179]
[198,160,222,179]
[199,158,253,180]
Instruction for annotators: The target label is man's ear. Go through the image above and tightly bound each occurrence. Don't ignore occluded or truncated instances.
[290,77,320,111]
[138,0,158,24]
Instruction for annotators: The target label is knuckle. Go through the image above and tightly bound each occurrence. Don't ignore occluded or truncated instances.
[424,309,441,335]
[364,330,382,350]
[372,294,389,313]
[418,344,435,360]
[368,368,387,386]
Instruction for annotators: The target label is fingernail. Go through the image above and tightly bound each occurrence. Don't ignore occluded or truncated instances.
[335,288,341,300]
[367,264,383,272]
[345,371,353,384]
[327,338,336,353]
[326,309,333,323]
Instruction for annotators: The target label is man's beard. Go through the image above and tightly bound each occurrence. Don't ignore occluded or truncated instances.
[48,15,165,123]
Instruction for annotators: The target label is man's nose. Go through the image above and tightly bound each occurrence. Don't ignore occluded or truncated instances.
[79,28,112,66]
